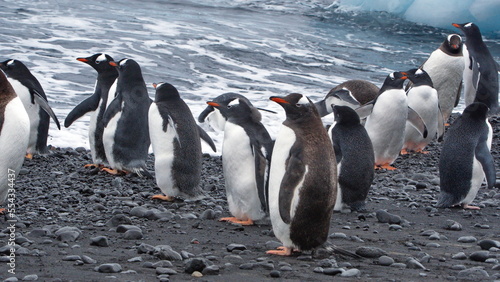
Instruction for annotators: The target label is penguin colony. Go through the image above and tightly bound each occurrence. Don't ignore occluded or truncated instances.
[0,22,498,256]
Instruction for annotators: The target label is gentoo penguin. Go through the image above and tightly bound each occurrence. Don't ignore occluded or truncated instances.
[314,80,379,117]
[206,96,274,225]
[329,105,374,212]
[402,68,444,154]
[0,69,29,212]
[437,102,495,210]
[149,82,216,201]
[0,59,60,157]
[453,22,499,115]
[267,93,337,256]
[364,71,427,170]
[408,34,464,123]
[102,58,152,176]
[64,53,119,167]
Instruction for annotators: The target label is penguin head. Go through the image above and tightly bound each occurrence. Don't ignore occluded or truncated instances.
[0,59,31,79]
[270,93,318,121]
[405,68,433,87]
[379,71,408,93]
[452,22,481,37]
[446,34,463,52]
[462,102,489,120]
[198,93,252,123]
[207,97,261,123]
[153,82,180,102]
[109,58,143,78]
[332,105,361,126]
[77,53,117,73]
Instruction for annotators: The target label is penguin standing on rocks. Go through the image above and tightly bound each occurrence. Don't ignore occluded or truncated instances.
[314,80,379,117]
[453,22,499,115]
[102,58,152,176]
[0,69,29,212]
[267,93,336,256]
[64,53,119,167]
[329,105,374,212]
[0,59,60,157]
[364,71,427,170]
[408,34,464,123]
[206,96,273,225]
[402,68,444,154]
[149,82,216,201]
[437,102,495,210]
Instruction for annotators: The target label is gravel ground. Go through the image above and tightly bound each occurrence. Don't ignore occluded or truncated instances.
[1,114,500,281]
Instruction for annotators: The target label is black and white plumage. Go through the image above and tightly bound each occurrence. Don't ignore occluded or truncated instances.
[64,53,119,166]
[437,102,495,210]
[329,105,374,212]
[267,93,337,256]
[0,59,60,156]
[206,96,273,225]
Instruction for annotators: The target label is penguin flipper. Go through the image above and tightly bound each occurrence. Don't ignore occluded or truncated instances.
[198,105,214,123]
[332,136,342,164]
[32,89,61,130]
[253,144,268,213]
[437,105,445,141]
[332,89,360,107]
[278,147,305,224]
[197,125,216,152]
[407,106,428,138]
[475,138,496,189]
[313,99,329,117]
[354,102,374,120]
[64,93,100,127]
[454,82,463,108]
[471,57,480,91]
[102,94,122,127]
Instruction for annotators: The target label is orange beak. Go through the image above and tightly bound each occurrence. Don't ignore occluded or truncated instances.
[207,102,220,107]
[76,58,88,62]
[270,97,289,104]
[109,61,118,67]
[152,83,157,89]
[452,23,460,28]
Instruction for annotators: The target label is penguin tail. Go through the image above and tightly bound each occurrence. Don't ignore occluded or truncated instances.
[321,241,363,259]
[436,192,460,208]
[132,167,154,179]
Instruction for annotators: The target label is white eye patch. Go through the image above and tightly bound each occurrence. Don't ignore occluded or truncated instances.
[297,95,309,105]
[415,69,424,75]
[119,59,129,66]
[389,72,395,80]
[465,22,472,28]
[7,60,14,66]
[96,53,107,63]
[228,99,240,107]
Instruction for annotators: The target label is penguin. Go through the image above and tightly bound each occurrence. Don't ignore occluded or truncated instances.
[364,71,427,170]
[314,80,379,117]
[149,82,216,201]
[329,105,374,212]
[64,53,119,167]
[0,59,60,157]
[267,93,337,256]
[402,68,444,154]
[453,22,499,115]
[437,102,495,210]
[102,58,152,176]
[206,96,274,225]
[408,34,464,123]
[0,69,30,213]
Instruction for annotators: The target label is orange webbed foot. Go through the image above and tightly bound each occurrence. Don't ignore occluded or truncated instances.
[0,208,5,214]
[219,217,254,226]
[266,246,293,256]
[84,164,104,169]
[101,167,127,175]
[375,164,397,170]
[25,153,33,159]
[400,149,409,155]
[462,204,480,210]
[152,194,175,201]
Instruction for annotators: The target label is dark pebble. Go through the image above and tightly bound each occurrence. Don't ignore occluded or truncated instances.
[90,236,109,247]
[270,270,281,278]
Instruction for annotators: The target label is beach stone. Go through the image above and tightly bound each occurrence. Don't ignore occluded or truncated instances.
[227,243,247,252]
[444,220,463,231]
[492,264,500,270]
[391,263,407,269]
[22,274,38,281]
[137,243,156,254]
[355,246,387,258]
[106,214,132,227]
[82,255,97,264]
[451,264,466,270]
[156,267,177,275]
[27,229,50,238]
[124,230,143,240]
[153,261,174,268]
[270,270,281,278]
[90,236,109,247]
[185,258,209,274]
[376,210,401,224]
[458,236,477,243]
[452,252,467,260]
[191,271,203,278]
[96,263,122,273]
[202,265,220,275]
[239,263,255,270]
[479,239,500,250]
[116,225,142,233]
[406,258,426,269]
[485,258,498,264]
[154,245,182,261]
[130,206,149,218]
[55,227,81,242]
[389,224,402,231]
[200,209,216,220]
[341,268,360,277]
[323,268,343,276]
[62,255,82,261]
[469,251,490,262]
[457,267,490,279]
[378,256,394,266]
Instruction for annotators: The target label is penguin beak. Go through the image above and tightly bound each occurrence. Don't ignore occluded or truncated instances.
[452,23,460,28]
[270,97,289,104]
[207,102,220,107]
[152,83,157,89]
[109,61,118,67]
[76,58,88,63]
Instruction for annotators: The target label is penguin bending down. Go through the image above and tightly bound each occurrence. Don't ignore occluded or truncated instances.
[453,22,499,115]
[0,70,29,213]
[314,80,379,117]
[206,96,273,225]
[64,53,119,167]
[267,93,337,256]
[437,102,495,210]
[330,105,374,212]
[402,68,444,154]
[149,82,216,201]
[0,59,60,157]
[364,71,427,170]
[102,58,152,176]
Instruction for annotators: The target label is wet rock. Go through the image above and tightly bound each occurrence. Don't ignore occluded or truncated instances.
[154,245,182,261]
[406,258,426,270]
[479,239,500,250]
[116,225,142,233]
[378,256,394,266]
[323,268,343,276]
[124,230,143,240]
[90,236,109,247]
[355,246,387,258]
[457,267,490,280]
[130,206,149,218]
[55,227,81,242]
[137,243,156,254]
[458,236,477,243]
[452,252,467,260]
[185,258,209,274]
[227,243,247,252]
[469,251,490,262]
[376,210,401,224]
[82,255,97,264]
[269,270,281,278]
[21,274,38,281]
[156,267,177,275]
[96,263,122,273]
[202,265,220,275]
[106,214,132,227]
[341,268,361,277]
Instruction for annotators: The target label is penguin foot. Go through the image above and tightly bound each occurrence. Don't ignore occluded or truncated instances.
[375,164,396,170]
[219,217,254,225]
[25,153,33,159]
[416,150,429,154]
[266,246,294,256]
[400,149,409,155]
[0,208,5,214]
[152,194,174,201]
[84,164,104,169]
[462,204,480,210]
[101,168,126,175]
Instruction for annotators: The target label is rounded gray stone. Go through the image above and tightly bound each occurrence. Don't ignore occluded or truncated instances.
[378,256,395,266]
[96,263,122,273]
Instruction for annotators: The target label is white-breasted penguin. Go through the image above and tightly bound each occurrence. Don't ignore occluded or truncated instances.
[0,59,60,157]
[207,96,273,225]
[402,68,444,154]
[437,102,495,210]
[314,80,379,117]
[0,69,29,212]
[149,82,216,201]
[409,34,464,123]
[329,105,374,212]
[64,53,119,167]
[267,93,337,256]
[453,22,499,115]
[364,71,427,170]
[102,58,152,176]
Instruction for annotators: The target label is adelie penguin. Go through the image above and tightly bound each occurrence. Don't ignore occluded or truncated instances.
[148,82,216,201]
[437,102,495,210]
[0,59,60,157]
[102,58,152,176]
[64,53,119,167]
[0,69,30,213]
[206,95,273,225]
[329,105,374,212]
[453,22,499,115]
[364,71,427,170]
[267,93,337,256]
